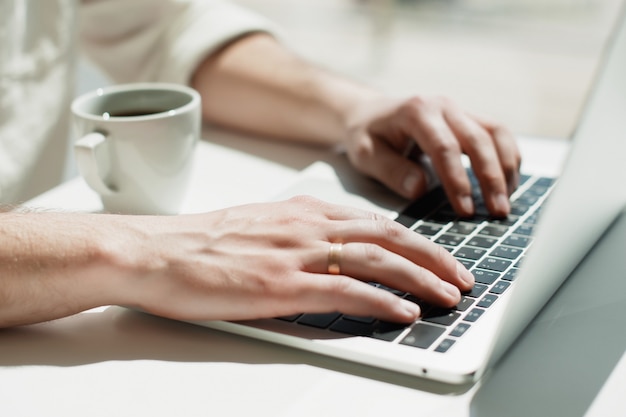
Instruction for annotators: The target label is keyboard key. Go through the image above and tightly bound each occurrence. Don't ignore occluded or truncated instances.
[427,210,457,225]
[343,315,376,324]
[395,213,418,228]
[525,184,550,197]
[472,269,499,285]
[466,283,488,298]
[514,224,534,236]
[472,202,490,218]
[435,339,456,353]
[488,215,519,227]
[377,284,406,296]
[464,308,485,322]
[298,312,341,329]
[455,296,474,312]
[422,310,461,327]
[450,322,471,337]
[490,281,511,294]
[276,314,302,322]
[466,235,498,248]
[400,323,446,349]
[329,318,375,336]
[455,246,487,261]
[477,257,512,272]
[448,222,477,235]
[463,214,490,224]
[503,235,531,248]
[371,321,410,341]
[525,212,541,224]
[477,294,498,308]
[515,193,539,206]
[490,246,523,260]
[457,259,475,270]
[479,224,508,237]
[397,187,446,221]
[535,177,555,187]
[329,319,407,341]
[510,202,530,216]
[414,223,443,237]
[435,234,465,247]
[502,268,518,281]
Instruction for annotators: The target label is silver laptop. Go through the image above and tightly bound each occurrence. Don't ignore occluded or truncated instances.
[184,8,626,384]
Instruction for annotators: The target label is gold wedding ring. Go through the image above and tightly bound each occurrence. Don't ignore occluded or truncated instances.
[328,242,343,275]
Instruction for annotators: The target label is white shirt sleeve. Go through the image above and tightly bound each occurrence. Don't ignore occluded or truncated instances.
[78,0,283,85]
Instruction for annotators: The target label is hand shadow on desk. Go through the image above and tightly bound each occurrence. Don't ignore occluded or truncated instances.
[0,306,471,396]
[203,127,333,173]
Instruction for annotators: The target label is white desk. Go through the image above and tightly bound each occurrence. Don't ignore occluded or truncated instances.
[1,129,624,417]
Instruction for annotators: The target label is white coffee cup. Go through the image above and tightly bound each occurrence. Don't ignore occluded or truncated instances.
[72,83,201,215]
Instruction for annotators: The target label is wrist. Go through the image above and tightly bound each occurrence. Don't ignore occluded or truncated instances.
[92,215,168,312]
[313,72,384,144]
[0,212,148,326]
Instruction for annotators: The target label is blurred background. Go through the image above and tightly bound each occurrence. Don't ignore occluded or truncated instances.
[232,0,623,140]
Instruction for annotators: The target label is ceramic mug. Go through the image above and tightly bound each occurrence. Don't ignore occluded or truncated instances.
[72,83,201,215]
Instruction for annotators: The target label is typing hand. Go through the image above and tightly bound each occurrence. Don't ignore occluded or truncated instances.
[343,95,521,217]
[123,197,475,323]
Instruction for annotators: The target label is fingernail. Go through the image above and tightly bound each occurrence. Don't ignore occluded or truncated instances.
[402,172,421,195]
[457,262,474,287]
[493,193,510,214]
[459,195,474,215]
[401,299,421,318]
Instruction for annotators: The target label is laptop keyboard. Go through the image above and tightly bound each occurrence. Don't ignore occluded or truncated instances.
[276,171,556,353]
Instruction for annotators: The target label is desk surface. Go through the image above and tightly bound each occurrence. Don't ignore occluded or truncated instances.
[1,130,624,417]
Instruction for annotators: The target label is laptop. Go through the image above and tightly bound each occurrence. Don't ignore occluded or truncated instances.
[184,8,626,385]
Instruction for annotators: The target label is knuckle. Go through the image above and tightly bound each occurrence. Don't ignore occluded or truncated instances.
[431,137,461,155]
[492,124,512,138]
[375,217,403,241]
[437,95,456,108]
[464,126,491,146]
[287,195,332,216]
[362,243,387,266]
[480,170,505,189]
[399,97,431,123]
[329,277,354,298]
[403,96,429,111]
[288,194,319,206]
[349,138,375,163]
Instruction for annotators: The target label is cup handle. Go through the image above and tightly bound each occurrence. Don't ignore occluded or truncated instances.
[74,132,116,196]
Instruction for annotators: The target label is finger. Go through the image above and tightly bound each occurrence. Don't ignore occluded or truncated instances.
[444,110,511,216]
[295,272,421,323]
[472,114,522,195]
[401,109,474,216]
[347,132,430,200]
[319,218,475,292]
[337,242,462,307]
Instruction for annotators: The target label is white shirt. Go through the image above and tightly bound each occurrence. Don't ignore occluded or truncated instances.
[0,0,276,203]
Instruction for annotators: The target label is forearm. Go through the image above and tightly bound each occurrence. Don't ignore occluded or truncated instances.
[191,33,383,145]
[0,211,144,327]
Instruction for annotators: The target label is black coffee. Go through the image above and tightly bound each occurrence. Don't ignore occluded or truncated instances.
[105,109,167,117]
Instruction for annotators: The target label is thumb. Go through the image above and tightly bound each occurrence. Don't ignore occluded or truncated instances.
[350,138,430,200]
